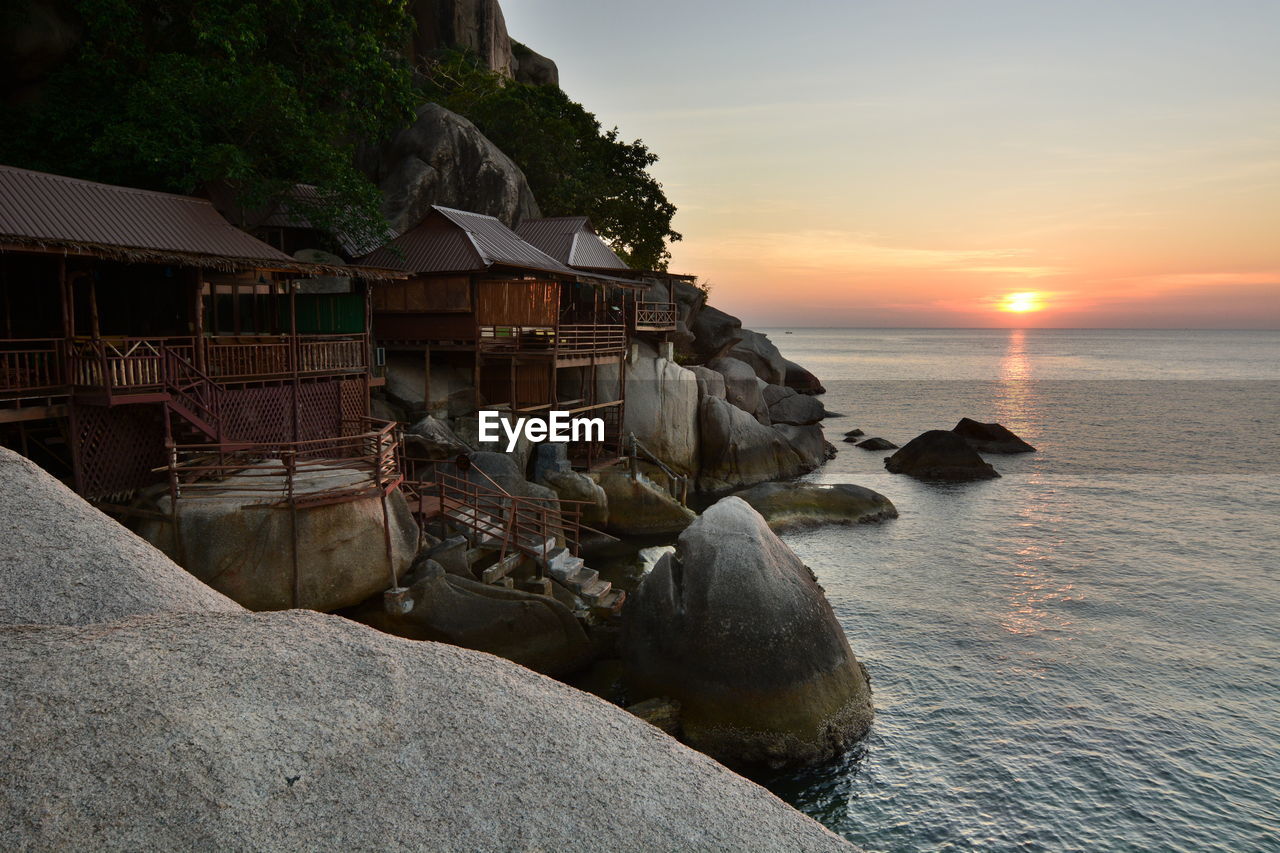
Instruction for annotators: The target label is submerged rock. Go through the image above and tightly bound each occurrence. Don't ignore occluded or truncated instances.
[885,430,1000,480]
[621,497,874,768]
[843,429,865,438]
[349,559,592,677]
[1,610,855,851]
[856,437,898,450]
[734,482,898,531]
[783,358,826,395]
[952,417,1037,453]
[0,448,241,626]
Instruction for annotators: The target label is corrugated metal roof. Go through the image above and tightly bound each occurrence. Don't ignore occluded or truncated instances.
[360,206,581,278]
[0,164,303,267]
[516,216,630,271]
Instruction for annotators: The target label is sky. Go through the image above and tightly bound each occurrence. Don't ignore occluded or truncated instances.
[500,0,1280,328]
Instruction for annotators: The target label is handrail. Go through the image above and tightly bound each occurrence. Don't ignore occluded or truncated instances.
[627,432,690,506]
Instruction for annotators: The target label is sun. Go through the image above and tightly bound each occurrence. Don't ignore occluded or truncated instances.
[1000,292,1044,313]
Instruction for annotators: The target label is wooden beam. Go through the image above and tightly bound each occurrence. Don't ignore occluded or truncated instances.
[0,404,69,424]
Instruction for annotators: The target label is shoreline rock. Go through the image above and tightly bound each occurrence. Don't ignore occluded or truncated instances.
[885,430,1000,481]
[952,417,1037,453]
[733,482,898,531]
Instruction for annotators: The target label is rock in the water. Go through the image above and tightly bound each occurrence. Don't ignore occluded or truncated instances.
[350,559,592,676]
[697,396,804,494]
[885,430,1000,480]
[773,423,835,471]
[734,482,898,531]
[856,437,898,450]
[622,341,700,475]
[1,610,855,851]
[767,385,828,426]
[843,429,865,438]
[783,358,826,395]
[952,417,1037,453]
[137,470,419,612]
[728,329,788,385]
[621,498,874,768]
[360,103,540,234]
[0,448,242,626]
[595,469,695,537]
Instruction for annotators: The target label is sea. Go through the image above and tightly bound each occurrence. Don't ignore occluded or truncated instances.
[747,328,1280,852]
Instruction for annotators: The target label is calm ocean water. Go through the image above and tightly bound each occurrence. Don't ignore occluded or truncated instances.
[750,329,1280,852]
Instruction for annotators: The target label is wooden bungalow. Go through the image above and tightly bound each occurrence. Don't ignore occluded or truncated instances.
[0,165,403,505]
[515,217,690,338]
[363,206,642,467]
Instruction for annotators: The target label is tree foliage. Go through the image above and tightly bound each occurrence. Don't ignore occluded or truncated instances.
[1,0,418,252]
[420,50,681,271]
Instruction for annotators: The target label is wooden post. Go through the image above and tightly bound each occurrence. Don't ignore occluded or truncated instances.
[289,280,300,441]
[88,276,101,341]
[422,345,432,415]
[192,270,206,372]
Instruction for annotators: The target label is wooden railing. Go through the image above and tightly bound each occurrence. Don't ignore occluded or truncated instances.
[632,301,678,330]
[0,338,64,395]
[556,324,626,354]
[69,337,195,392]
[477,325,556,352]
[477,324,627,356]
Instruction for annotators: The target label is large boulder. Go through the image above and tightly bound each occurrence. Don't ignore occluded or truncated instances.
[698,397,804,494]
[1,610,855,851]
[728,329,788,385]
[773,423,836,472]
[690,305,743,360]
[138,469,420,612]
[766,384,827,425]
[621,498,874,768]
[595,468,695,537]
[734,482,898,532]
[405,415,469,460]
[360,103,540,233]
[783,358,826,395]
[454,421,534,477]
[409,0,515,78]
[543,469,609,527]
[687,365,726,400]
[622,341,700,475]
[0,448,242,625]
[511,40,559,86]
[885,430,1000,480]
[708,356,767,421]
[350,559,592,676]
[952,417,1037,453]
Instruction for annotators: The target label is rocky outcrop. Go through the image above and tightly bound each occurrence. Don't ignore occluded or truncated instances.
[698,397,804,494]
[405,414,470,460]
[766,384,827,425]
[885,430,1000,480]
[773,423,836,471]
[621,498,874,768]
[595,468,695,537]
[734,482,898,532]
[952,417,1036,453]
[708,356,769,422]
[856,437,897,450]
[1,610,856,851]
[784,358,826,395]
[138,470,419,612]
[512,40,559,86]
[360,103,540,233]
[350,559,592,676]
[0,448,242,625]
[622,341,700,475]
[690,305,743,360]
[687,365,726,400]
[409,0,515,78]
[543,469,609,527]
[729,329,788,385]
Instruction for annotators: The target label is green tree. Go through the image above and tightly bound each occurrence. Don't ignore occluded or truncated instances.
[1,0,418,252]
[419,51,681,270]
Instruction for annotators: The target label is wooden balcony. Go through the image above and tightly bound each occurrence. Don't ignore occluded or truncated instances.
[632,301,678,332]
[477,324,626,360]
[1,338,67,399]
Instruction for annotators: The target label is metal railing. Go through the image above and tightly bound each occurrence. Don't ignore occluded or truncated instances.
[626,432,690,506]
[0,338,64,395]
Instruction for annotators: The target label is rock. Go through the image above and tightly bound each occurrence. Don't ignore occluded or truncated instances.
[455,420,534,475]
[627,697,682,737]
[360,103,540,234]
[543,469,609,527]
[350,559,592,677]
[1,610,855,851]
[856,437,897,450]
[622,341,700,475]
[671,279,708,330]
[707,356,766,420]
[405,415,469,460]
[0,448,242,626]
[733,482,898,532]
[621,498,874,768]
[843,429,865,438]
[952,417,1037,453]
[767,386,828,426]
[418,536,473,580]
[383,352,477,420]
[409,0,515,78]
[885,430,1001,480]
[686,365,726,400]
[728,329,788,385]
[531,442,571,483]
[595,469,695,537]
[697,397,804,495]
[511,40,559,86]
[137,470,419,612]
[689,305,743,360]
[773,424,834,472]
[783,358,826,395]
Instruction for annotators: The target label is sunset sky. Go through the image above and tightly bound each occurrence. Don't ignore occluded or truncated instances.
[502,0,1280,328]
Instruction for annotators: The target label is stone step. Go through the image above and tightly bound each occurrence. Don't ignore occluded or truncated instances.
[577,577,612,604]
[592,588,626,615]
